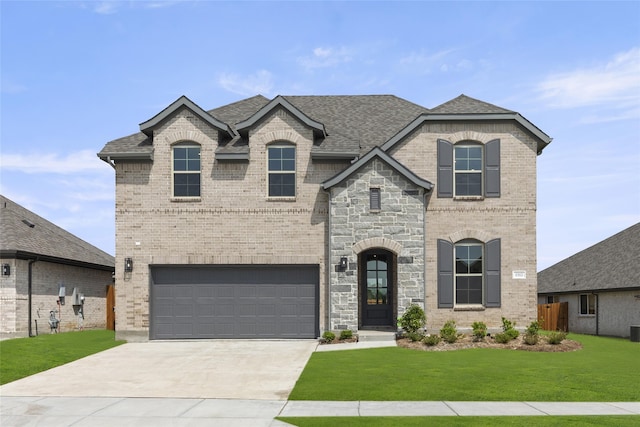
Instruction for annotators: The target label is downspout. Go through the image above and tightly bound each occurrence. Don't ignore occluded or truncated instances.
[595,293,599,336]
[106,156,116,170]
[28,258,38,337]
[325,187,332,334]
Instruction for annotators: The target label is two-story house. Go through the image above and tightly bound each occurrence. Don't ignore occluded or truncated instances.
[98,94,551,341]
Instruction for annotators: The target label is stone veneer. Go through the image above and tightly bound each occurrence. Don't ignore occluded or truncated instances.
[328,158,426,331]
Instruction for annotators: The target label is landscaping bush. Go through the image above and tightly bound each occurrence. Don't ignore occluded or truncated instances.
[523,320,541,345]
[471,321,487,342]
[547,331,567,345]
[322,331,336,342]
[493,332,511,344]
[423,334,441,346]
[440,320,459,343]
[499,317,519,341]
[407,331,424,342]
[397,305,426,335]
[339,330,353,340]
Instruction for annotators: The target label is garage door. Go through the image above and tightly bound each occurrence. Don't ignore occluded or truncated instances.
[149,265,318,340]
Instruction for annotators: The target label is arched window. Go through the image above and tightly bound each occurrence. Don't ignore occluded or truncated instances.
[267,143,295,197]
[455,240,484,304]
[172,143,200,197]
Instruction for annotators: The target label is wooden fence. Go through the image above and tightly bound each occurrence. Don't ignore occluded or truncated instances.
[537,302,568,332]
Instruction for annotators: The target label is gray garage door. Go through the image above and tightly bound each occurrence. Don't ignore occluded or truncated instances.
[149,265,318,340]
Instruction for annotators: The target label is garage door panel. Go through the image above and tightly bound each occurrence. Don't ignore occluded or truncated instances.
[150,265,318,339]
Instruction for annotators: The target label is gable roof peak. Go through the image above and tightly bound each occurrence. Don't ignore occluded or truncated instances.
[139,95,235,138]
[431,94,514,114]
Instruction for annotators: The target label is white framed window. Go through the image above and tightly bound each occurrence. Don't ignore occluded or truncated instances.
[172,144,201,197]
[547,295,558,304]
[268,144,296,197]
[455,241,483,305]
[579,294,596,315]
[454,144,483,196]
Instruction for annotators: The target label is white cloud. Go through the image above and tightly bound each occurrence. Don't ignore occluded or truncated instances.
[1,150,112,174]
[93,1,119,15]
[537,47,640,111]
[217,70,274,96]
[1,79,27,94]
[297,46,353,70]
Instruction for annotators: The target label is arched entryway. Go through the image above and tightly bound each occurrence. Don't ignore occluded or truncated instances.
[359,248,397,328]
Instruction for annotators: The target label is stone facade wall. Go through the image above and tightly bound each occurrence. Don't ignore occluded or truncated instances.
[0,258,112,338]
[328,158,425,331]
[114,108,346,340]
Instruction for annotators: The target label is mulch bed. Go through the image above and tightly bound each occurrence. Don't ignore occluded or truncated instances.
[397,334,582,352]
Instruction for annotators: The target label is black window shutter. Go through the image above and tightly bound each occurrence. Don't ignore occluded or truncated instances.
[437,239,454,308]
[485,238,501,307]
[484,139,500,197]
[437,139,453,198]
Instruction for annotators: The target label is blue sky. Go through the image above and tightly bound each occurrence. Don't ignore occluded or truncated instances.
[1,1,639,270]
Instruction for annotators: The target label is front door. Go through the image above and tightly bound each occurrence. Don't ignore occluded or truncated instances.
[361,250,394,327]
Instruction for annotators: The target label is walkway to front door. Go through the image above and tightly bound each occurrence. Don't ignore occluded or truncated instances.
[360,249,395,327]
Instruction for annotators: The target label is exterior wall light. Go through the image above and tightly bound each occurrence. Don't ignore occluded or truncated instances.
[124,257,133,272]
[340,257,348,269]
[2,264,9,276]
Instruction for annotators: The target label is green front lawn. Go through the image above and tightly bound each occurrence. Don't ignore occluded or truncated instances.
[290,334,640,401]
[0,330,125,385]
[278,416,640,427]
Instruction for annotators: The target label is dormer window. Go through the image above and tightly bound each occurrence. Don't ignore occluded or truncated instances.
[173,144,201,197]
[268,144,296,197]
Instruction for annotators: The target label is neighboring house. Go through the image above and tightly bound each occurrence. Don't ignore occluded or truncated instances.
[0,195,115,338]
[538,223,640,338]
[98,94,551,341]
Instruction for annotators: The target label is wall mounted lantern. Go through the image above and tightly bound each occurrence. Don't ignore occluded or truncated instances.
[339,257,348,269]
[124,257,133,272]
[2,264,9,276]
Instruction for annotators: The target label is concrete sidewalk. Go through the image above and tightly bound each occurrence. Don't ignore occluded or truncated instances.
[2,397,639,426]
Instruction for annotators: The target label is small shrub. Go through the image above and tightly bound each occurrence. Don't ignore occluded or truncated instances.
[339,330,353,340]
[523,333,539,345]
[397,305,426,334]
[505,328,520,340]
[322,331,336,342]
[471,321,487,342]
[547,331,567,345]
[526,320,541,336]
[523,320,541,345]
[423,334,441,346]
[501,317,516,332]
[407,331,424,342]
[494,332,511,344]
[440,320,458,343]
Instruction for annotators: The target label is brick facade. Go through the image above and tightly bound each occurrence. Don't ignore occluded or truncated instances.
[103,95,549,340]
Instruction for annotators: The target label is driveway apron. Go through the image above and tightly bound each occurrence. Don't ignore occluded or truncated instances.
[0,340,318,400]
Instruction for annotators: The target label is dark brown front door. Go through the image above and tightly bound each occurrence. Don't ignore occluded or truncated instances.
[106,284,115,331]
[361,250,393,327]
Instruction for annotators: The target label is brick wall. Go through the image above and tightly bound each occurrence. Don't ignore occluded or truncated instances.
[0,258,112,338]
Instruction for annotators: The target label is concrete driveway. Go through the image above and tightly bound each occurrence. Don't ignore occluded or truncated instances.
[0,340,318,400]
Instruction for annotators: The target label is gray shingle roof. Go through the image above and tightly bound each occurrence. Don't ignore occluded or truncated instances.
[538,223,640,294]
[430,94,514,114]
[0,195,114,270]
[98,94,551,161]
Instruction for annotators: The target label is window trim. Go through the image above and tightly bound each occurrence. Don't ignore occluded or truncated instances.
[454,143,483,198]
[579,294,596,316]
[171,143,201,199]
[454,240,484,306]
[267,143,296,199]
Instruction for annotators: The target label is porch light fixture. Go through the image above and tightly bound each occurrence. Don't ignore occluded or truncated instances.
[124,257,133,272]
[2,264,10,276]
[340,257,348,269]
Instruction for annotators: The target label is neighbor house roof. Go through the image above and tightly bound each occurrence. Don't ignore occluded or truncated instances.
[538,222,640,294]
[0,195,115,271]
[98,94,551,163]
